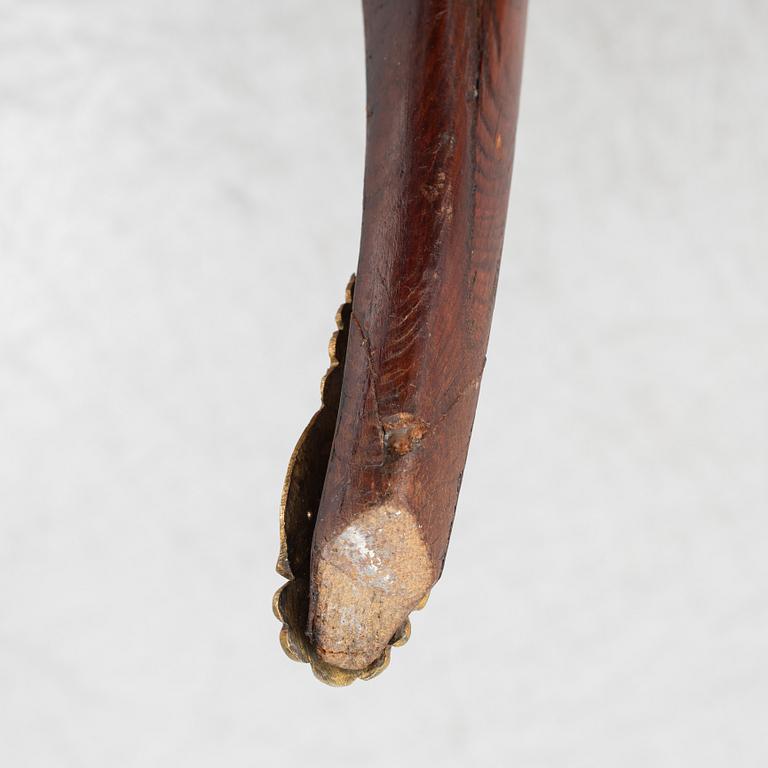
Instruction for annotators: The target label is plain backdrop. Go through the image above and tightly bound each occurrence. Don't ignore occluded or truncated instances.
[1,1,766,766]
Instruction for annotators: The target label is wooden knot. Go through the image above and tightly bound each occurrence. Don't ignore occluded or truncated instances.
[382,413,429,456]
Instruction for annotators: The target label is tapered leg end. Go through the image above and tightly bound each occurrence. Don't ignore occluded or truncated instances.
[310,503,433,670]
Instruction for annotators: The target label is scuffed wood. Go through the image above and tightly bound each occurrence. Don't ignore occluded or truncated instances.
[306,0,528,671]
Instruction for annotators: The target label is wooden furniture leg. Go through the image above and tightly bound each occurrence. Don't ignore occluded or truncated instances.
[275,0,528,685]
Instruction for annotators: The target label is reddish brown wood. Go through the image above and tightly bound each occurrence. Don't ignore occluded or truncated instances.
[301,0,527,671]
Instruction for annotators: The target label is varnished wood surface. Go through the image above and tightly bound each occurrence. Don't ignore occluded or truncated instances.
[306,0,527,668]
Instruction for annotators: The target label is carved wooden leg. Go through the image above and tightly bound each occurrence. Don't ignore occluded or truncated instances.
[276,0,528,685]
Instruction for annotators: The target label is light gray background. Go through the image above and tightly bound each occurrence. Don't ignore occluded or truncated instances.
[1,1,766,766]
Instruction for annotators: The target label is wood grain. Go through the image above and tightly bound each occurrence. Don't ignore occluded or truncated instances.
[306,0,528,670]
